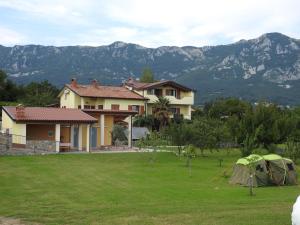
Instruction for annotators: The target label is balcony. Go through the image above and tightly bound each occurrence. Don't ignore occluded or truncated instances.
[146,90,194,105]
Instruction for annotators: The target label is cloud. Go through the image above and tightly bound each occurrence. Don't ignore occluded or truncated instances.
[0,26,27,45]
[0,0,299,47]
[0,0,94,26]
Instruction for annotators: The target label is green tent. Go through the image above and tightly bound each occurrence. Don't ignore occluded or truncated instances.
[229,154,269,187]
[263,154,297,185]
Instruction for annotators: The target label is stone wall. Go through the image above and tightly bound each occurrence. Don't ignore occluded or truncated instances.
[0,133,57,155]
[26,140,56,152]
[0,133,12,154]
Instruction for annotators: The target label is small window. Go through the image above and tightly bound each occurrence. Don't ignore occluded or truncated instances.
[98,105,103,109]
[78,105,81,109]
[111,104,120,110]
[256,165,264,172]
[287,163,294,171]
[169,108,180,115]
[166,89,177,97]
[132,105,140,112]
[147,89,155,95]
[48,130,54,137]
[154,89,162,97]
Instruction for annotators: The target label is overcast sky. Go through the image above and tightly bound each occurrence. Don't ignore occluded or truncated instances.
[0,0,299,47]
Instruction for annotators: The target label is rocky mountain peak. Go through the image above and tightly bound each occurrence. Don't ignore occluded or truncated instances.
[0,32,300,105]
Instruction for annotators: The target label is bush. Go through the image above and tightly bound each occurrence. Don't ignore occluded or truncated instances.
[112,125,127,145]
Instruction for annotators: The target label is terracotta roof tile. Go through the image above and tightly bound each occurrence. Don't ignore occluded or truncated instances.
[66,84,146,100]
[3,106,97,123]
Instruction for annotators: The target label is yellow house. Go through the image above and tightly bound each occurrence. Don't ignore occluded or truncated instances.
[58,79,148,149]
[1,79,148,153]
[124,78,194,119]
[1,105,97,152]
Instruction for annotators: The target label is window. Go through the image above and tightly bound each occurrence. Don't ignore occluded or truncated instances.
[169,108,180,114]
[84,105,91,109]
[78,105,81,109]
[166,89,177,97]
[154,89,162,97]
[48,130,54,137]
[111,104,120,110]
[98,105,103,109]
[132,105,140,112]
[287,163,294,171]
[256,164,264,172]
[90,105,95,109]
[147,89,155,95]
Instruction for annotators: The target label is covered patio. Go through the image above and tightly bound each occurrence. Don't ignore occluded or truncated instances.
[81,109,138,150]
[2,106,98,153]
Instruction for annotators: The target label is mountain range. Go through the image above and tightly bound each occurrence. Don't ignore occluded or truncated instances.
[0,32,300,105]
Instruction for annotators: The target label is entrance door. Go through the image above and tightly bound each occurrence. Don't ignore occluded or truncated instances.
[90,127,97,148]
[73,127,79,148]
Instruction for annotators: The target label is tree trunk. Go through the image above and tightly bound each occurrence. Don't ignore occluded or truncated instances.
[249,174,254,196]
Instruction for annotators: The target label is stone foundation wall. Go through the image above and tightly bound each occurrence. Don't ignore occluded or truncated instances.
[0,133,57,155]
[0,133,12,154]
[26,140,56,152]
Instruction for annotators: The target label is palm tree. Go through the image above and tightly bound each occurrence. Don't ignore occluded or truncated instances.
[153,96,170,130]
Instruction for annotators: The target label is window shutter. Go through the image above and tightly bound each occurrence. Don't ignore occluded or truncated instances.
[140,106,145,114]
[112,104,120,110]
[177,89,181,99]
[128,105,132,111]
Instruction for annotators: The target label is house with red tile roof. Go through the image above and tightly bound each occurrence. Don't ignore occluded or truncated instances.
[1,79,148,153]
[2,105,97,152]
[58,79,147,150]
[124,78,194,119]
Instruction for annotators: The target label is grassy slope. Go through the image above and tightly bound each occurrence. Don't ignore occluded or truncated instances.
[0,151,298,225]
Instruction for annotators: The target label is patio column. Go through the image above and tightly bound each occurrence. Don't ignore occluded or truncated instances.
[100,114,105,146]
[55,124,60,152]
[128,115,132,148]
[86,124,90,152]
[70,125,74,148]
[81,98,84,109]
[78,124,83,151]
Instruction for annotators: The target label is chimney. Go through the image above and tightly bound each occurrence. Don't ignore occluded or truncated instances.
[16,104,25,119]
[70,78,78,88]
[91,79,99,88]
[128,77,133,83]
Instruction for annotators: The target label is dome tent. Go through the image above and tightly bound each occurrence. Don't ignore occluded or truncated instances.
[263,154,297,185]
[229,154,269,187]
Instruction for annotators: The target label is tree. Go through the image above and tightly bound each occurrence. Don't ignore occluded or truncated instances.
[133,115,156,129]
[153,97,170,131]
[285,138,300,163]
[189,118,219,156]
[185,145,196,177]
[205,98,251,120]
[247,155,260,196]
[0,69,22,102]
[166,122,193,156]
[140,68,154,83]
[112,125,127,145]
[21,80,59,106]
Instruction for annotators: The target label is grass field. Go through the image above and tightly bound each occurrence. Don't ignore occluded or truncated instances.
[0,151,298,225]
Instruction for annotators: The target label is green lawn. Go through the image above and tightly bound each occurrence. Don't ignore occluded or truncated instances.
[0,151,298,225]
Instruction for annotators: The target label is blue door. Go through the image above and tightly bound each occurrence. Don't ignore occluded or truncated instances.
[91,127,97,148]
[73,127,79,148]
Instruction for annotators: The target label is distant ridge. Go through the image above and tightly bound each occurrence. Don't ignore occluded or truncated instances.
[0,32,300,105]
